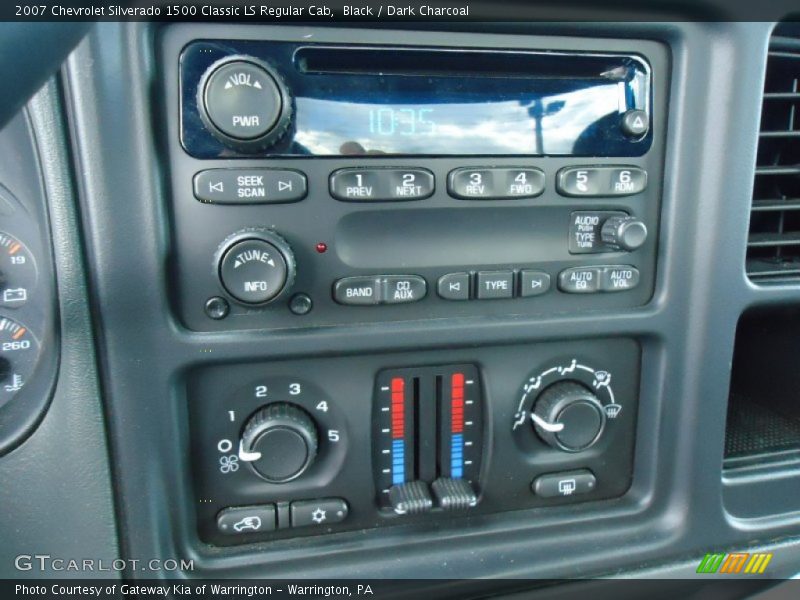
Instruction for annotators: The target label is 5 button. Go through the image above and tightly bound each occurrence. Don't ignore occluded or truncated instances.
[557,166,647,197]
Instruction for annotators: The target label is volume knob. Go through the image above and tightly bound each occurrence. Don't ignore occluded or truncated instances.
[198,56,293,152]
[240,403,318,483]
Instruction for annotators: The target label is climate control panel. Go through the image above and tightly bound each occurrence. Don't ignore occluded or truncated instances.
[188,339,639,546]
[374,365,482,514]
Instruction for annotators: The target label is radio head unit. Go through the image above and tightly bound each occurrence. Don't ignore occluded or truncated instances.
[180,41,653,158]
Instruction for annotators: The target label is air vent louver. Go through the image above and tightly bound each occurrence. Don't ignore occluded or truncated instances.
[747,32,800,280]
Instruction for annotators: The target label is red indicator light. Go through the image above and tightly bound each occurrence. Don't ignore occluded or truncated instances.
[315,242,328,254]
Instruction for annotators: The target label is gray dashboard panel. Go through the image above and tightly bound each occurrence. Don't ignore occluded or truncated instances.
[55,19,800,583]
[0,82,119,578]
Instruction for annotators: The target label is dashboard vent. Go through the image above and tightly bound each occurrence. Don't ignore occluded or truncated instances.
[747,31,800,280]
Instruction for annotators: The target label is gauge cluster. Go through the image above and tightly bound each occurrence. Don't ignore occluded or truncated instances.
[0,112,58,454]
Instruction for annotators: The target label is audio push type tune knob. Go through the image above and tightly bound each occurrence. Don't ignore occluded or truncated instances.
[601,216,648,252]
[197,56,293,152]
[531,381,606,452]
[217,230,296,305]
[239,403,319,483]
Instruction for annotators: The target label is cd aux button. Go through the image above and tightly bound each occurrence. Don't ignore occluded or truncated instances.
[381,275,427,304]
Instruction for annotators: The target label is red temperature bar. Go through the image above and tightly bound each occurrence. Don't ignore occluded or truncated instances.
[451,372,464,434]
[391,377,405,439]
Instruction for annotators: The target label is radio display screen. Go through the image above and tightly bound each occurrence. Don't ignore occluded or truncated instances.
[181,42,652,158]
[295,83,627,156]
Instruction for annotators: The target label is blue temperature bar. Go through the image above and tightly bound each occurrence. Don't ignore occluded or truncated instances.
[392,440,405,484]
[451,434,464,478]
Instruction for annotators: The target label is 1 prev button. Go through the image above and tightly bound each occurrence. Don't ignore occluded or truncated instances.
[330,168,434,201]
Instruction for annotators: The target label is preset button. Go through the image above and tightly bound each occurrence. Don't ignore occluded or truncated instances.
[448,167,545,200]
[330,168,434,202]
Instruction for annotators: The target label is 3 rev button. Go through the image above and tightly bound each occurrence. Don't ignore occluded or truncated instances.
[333,275,427,306]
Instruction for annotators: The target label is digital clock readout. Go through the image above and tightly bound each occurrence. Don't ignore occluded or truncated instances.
[368,108,436,136]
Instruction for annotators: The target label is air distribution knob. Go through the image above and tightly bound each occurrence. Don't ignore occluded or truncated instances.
[601,216,648,251]
[531,381,606,452]
[197,56,293,152]
[239,403,318,483]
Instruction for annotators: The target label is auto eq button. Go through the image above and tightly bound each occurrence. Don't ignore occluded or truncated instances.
[558,267,602,293]
[217,505,276,535]
[194,169,307,204]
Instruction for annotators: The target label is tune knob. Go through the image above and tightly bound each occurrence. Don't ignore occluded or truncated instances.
[531,381,606,452]
[197,56,293,152]
[240,403,318,483]
[217,230,296,305]
[601,216,648,251]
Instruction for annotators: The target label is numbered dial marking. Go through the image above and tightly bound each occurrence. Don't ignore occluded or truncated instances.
[208,376,347,488]
[0,232,36,308]
[0,317,40,407]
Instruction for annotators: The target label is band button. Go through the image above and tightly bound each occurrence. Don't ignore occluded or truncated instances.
[333,277,381,305]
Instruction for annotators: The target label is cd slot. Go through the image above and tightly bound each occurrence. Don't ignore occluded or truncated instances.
[294,46,639,79]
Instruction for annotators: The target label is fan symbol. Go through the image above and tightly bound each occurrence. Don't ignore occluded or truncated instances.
[311,508,327,524]
[219,455,239,474]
